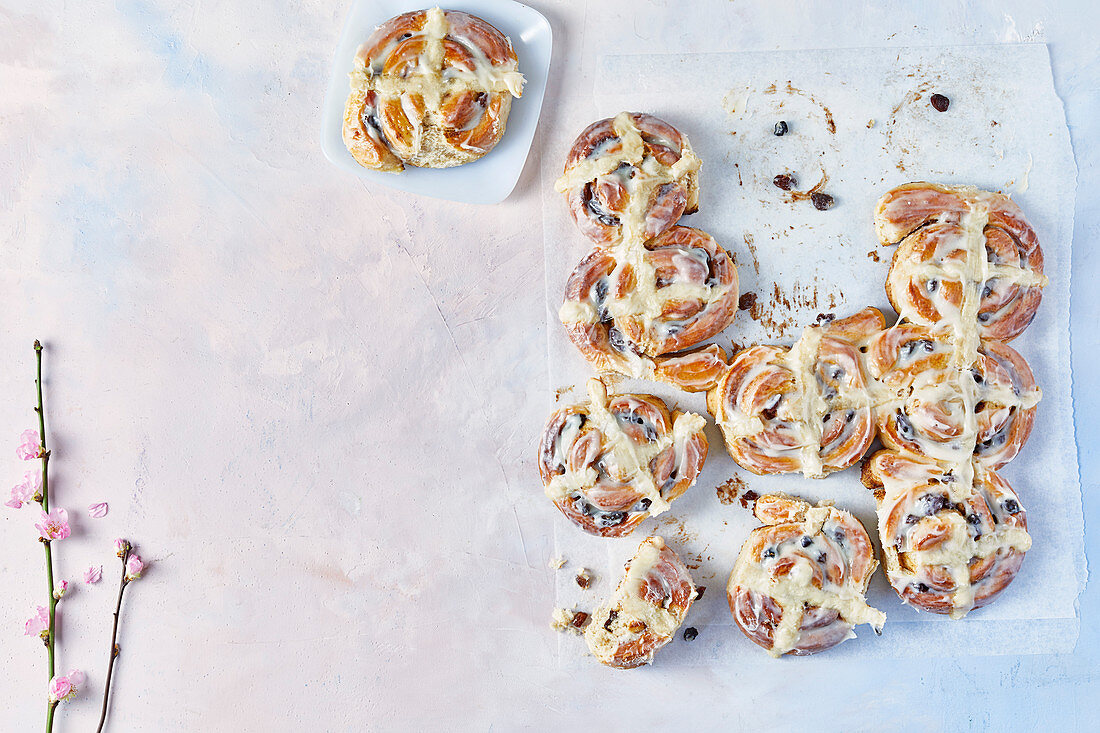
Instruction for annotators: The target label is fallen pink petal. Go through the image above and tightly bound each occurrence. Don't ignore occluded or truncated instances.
[83,565,103,584]
[125,553,145,581]
[16,428,42,461]
[35,508,71,541]
[87,502,109,519]
[24,606,49,637]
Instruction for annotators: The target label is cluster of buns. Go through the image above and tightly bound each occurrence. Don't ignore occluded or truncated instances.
[710,182,1045,627]
[555,113,739,393]
[541,139,1047,664]
[342,8,524,173]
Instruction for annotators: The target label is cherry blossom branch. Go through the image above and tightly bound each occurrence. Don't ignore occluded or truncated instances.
[34,340,60,731]
[96,540,143,733]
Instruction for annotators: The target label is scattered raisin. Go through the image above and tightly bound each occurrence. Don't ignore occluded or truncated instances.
[800,536,813,548]
[604,609,618,631]
[570,611,589,628]
[966,514,981,525]
[683,626,699,642]
[773,173,796,190]
[695,586,706,600]
[575,572,592,589]
[916,583,930,593]
[930,93,950,112]
[1004,499,1020,514]
[739,292,758,310]
[774,120,788,136]
[811,192,835,211]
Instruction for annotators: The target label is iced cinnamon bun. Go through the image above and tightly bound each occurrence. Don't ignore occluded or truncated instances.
[342,8,524,172]
[560,226,738,393]
[862,450,1031,618]
[727,494,885,657]
[538,378,708,537]
[707,308,885,477]
[555,113,701,246]
[867,324,1040,469]
[875,182,1047,344]
[585,536,697,668]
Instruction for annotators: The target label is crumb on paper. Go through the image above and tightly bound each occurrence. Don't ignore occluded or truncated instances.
[553,385,574,402]
[867,250,881,262]
[548,555,566,570]
[716,475,749,506]
[722,87,751,117]
[575,568,593,589]
[867,119,876,128]
[550,607,589,634]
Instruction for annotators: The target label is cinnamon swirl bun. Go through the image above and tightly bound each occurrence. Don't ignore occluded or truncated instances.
[585,536,697,668]
[875,183,1047,344]
[538,378,708,537]
[342,8,524,172]
[862,450,1031,618]
[867,324,1040,469]
[560,226,739,392]
[555,113,701,246]
[727,495,885,657]
[707,308,885,477]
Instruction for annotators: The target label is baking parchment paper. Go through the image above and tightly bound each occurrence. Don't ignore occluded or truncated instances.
[539,44,1084,663]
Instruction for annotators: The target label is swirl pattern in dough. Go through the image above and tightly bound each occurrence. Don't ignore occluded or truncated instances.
[556,113,737,393]
[538,378,708,537]
[556,113,701,246]
[342,8,524,172]
[867,324,1040,469]
[561,225,739,392]
[862,450,1031,618]
[875,182,1047,344]
[585,536,697,668]
[727,494,885,656]
[707,308,884,477]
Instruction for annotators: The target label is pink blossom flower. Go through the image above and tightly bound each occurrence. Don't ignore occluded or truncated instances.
[48,669,85,703]
[114,537,130,558]
[125,554,145,581]
[24,606,49,638]
[83,565,103,584]
[5,470,41,509]
[16,429,42,460]
[35,508,71,541]
[87,502,109,518]
[53,580,69,599]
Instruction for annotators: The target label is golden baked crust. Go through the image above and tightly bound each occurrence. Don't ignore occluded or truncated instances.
[707,308,884,478]
[341,8,524,172]
[585,537,696,668]
[538,378,708,537]
[727,494,884,656]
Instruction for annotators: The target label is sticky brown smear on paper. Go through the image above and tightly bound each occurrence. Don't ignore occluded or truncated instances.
[785,168,829,204]
[763,81,837,135]
[884,78,934,172]
[715,475,747,505]
[743,281,840,339]
[652,513,709,571]
[742,232,760,275]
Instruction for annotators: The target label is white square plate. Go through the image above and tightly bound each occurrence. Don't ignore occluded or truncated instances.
[320,0,552,204]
